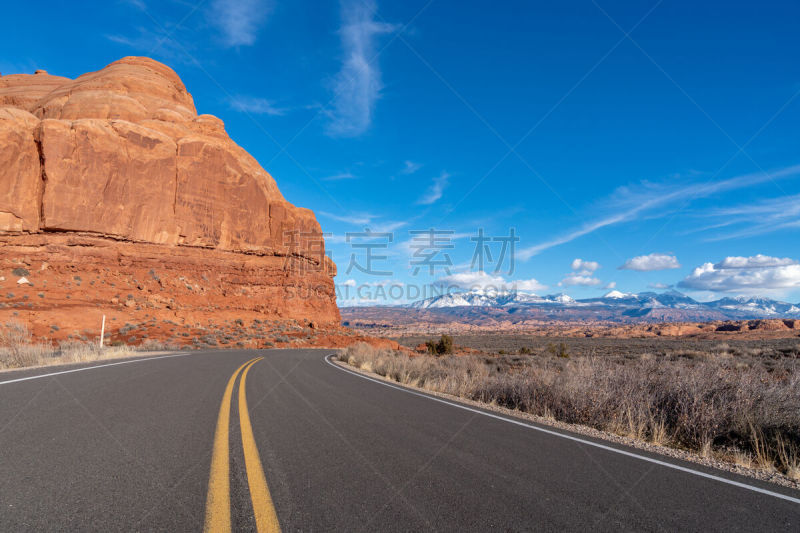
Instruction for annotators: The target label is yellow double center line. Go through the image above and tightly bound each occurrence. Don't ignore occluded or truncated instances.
[204,357,281,532]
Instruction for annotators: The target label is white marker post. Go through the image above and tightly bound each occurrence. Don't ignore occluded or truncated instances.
[99,314,106,348]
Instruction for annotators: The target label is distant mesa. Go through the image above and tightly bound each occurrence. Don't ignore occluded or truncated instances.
[0,57,339,335]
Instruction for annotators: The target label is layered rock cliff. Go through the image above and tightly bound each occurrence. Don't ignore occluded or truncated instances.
[0,57,340,343]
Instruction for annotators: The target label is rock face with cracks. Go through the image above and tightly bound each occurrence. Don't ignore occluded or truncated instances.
[0,57,339,336]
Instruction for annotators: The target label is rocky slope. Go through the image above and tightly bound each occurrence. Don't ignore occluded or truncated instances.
[0,57,341,345]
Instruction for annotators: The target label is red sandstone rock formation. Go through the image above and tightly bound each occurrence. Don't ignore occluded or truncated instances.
[0,57,339,341]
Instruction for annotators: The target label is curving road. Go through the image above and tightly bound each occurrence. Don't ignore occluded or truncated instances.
[0,349,798,532]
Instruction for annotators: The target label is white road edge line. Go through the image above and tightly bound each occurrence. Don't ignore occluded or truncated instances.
[325,354,800,505]
[0,352,193,386]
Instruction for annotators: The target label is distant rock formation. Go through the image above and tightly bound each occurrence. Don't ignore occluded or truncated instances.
[0,57,339,339]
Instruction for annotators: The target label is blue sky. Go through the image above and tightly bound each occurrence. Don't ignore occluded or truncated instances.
[3,0,800,305]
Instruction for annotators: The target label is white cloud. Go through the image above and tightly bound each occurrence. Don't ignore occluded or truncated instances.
[326,0,397,137]
[717,255,797,269]
[228,95,285,115]
[417,172,450,205]
[437,271,504,289]
[341,279,357,287]
[571,258,600,274]
[679,255,800,293]
[517,164,800,259]
[210,0,272,47]
[559,258,603,286]
[436,271,546,292]
[511,278,548,292]
[620,253,681,271]
[604,281,617,289]
[560,275,602,287]
[648,282,672,289]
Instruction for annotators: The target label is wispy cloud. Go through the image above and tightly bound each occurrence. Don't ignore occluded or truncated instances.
[518,164,800,260]
[518,213,628,260]
[122,0,147,10]
[322,172,357,181]
[318,211,407,235]
[400,160,422,174]
[319,211,375,225]
[701,193,800,241]
[417,172,450,205]
[228,95,285,115]
[107,26,189,61]
[373,220,408,233]
[210,0,272,47]
[326,0,397,137]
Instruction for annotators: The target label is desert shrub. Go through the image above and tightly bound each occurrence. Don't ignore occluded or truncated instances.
[0,321,47,367]
[338,345,800,480]
[138,339,180,351]
[437,334,454,355]
[0,322,136,369]
[425,334,454,355]
[546,342,569,358]
[12,267,29,277]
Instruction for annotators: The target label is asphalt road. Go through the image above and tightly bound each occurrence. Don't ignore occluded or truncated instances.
[0,349,798,532]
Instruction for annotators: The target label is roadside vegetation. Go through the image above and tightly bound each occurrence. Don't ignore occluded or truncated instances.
[0,321,175,370]
[425,334,454,355]
[337,341,800,482]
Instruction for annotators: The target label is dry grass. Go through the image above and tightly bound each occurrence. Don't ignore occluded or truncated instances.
[338,342,800,481]
[0,321,155,370]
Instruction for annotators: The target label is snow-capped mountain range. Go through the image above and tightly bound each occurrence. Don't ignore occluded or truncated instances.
[408,289,800,319]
